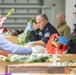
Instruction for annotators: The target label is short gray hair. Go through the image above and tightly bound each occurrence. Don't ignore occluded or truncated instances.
[39,13,48,21]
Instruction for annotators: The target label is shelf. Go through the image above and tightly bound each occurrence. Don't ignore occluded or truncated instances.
[0,3,41,5]
[0,0,43,30]
[0,5,43,9]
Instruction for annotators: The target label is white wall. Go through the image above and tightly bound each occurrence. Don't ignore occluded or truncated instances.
[66,0,76,32]
[43,0,76,32]
[43,0,65,27]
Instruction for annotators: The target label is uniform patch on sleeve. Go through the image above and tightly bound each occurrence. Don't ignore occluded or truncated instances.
[39,32,42,36]
[44,33,50,37]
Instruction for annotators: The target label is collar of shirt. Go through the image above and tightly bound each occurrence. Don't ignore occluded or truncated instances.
[57,21,67,28]
[42,22,50,32]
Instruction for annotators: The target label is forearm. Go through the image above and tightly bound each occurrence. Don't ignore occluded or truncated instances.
[10,44,32,55]
[51,41,62,49]
[0,35,32,55]
[34,40,46,47]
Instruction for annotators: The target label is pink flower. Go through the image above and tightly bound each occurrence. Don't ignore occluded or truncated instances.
[0,17,6,27]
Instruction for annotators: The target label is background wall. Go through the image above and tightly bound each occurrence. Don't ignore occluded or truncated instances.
[43,0,76,32]
[1,0,75,31]
[43,0,65,27]
[0,0,43,30]
[66,0,76,32]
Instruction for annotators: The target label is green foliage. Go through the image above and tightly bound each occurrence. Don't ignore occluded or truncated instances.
[18,30,32,45]
[6,8,15,18]
[5,57,11,62]
[18,18,35,45]
[5,54,53,63]
[29,18,36,25]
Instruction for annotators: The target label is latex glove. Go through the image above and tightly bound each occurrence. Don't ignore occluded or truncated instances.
[26,22,34,31]
[27,41,34,45]
[58,36,68,45]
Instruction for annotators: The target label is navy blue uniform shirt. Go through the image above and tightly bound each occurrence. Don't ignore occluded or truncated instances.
[30,22,59,44]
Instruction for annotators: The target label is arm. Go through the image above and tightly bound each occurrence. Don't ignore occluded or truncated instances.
[63,26,71,40]
[50,36,68,49]
[51,36,67,49]
[0,35,32,55]
[34,40,46,47]
[51,41,62,49]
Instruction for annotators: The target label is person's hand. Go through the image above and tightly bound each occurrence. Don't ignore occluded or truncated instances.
[26,22,34,31]
[58,36,68,45]
[27,41,34,45]
[51,40,56,45]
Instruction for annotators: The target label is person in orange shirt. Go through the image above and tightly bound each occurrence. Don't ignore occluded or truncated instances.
[46,33,68,54]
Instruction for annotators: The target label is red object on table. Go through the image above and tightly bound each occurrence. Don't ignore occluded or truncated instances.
[0,50,9,56]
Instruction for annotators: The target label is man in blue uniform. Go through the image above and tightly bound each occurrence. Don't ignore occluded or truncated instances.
[27,13,59,47]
